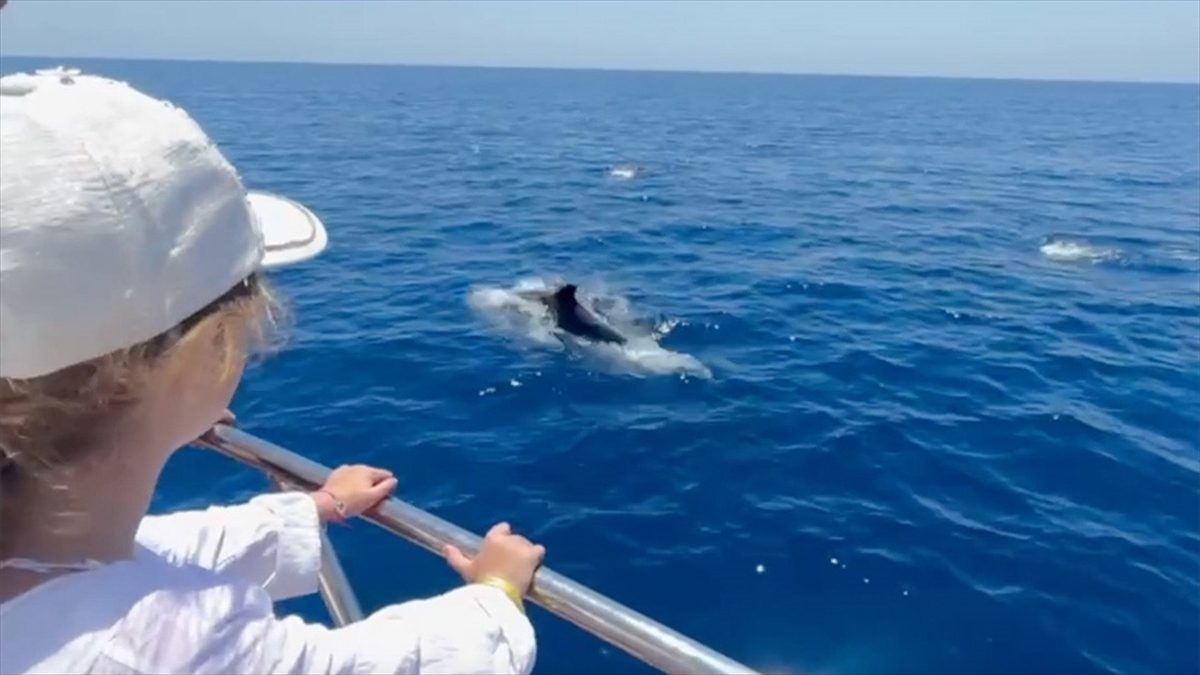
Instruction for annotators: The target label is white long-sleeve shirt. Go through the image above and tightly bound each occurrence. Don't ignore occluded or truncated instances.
[0,493,536,674]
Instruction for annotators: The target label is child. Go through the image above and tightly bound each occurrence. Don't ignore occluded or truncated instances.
[0,68,544,674]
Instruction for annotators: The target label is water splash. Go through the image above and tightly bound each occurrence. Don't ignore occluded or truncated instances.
[608,163,641,180]
[467,277,711,379]
[1040,238,1122,263]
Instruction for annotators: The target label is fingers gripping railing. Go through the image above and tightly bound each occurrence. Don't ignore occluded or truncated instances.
[200,425,757,675]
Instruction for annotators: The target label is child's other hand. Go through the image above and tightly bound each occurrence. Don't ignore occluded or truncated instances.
[444,522,546,594]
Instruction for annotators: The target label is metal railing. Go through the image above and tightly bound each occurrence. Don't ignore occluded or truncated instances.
[200,425,757,675]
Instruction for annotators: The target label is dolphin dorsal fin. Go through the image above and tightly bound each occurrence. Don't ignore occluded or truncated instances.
[555,284,579,306]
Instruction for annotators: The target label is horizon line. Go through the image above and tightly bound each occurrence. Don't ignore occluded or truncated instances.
[2,52,1198,87]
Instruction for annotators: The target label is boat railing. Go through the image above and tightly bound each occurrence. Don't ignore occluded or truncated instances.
[200,424,758,675]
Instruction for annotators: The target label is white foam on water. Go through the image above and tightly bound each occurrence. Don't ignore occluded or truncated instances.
[1040,239,1120,263]
[467,277,711,379]
[608,164,639,180]
[653,318,681,340]
[467,277,562,347]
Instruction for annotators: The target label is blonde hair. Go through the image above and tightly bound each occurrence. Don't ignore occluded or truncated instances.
[0,275,283,479]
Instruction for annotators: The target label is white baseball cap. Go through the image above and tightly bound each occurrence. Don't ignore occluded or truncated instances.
[0,67,328,379]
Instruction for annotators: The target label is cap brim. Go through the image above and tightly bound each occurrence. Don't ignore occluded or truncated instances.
[247,191,328,268]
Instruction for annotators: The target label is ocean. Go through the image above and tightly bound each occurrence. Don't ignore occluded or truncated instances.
[7,57,1198,674]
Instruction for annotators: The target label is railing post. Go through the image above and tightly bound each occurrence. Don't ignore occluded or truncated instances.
[266,476,365,627]
[317,528,366,626]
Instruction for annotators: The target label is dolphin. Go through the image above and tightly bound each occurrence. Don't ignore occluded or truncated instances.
[524,284,627,345]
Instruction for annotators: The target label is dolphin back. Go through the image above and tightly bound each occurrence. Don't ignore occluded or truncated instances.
[545,284,628,345]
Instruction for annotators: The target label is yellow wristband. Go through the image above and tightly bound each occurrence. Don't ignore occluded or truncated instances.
[478,575,526,614]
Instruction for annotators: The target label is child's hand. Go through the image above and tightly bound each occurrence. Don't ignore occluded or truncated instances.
[444,522,546,594]
[312,464,397,521]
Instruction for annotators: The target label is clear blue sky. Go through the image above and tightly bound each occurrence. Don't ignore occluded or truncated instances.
[1,0,1198,83]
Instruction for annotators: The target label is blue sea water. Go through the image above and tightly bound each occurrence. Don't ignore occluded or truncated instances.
[8,57,1199,674]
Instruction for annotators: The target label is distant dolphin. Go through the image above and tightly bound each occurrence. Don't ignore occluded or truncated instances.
[523,284,627,344]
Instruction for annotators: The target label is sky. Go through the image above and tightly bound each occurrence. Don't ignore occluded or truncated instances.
[1,0,1198,83]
